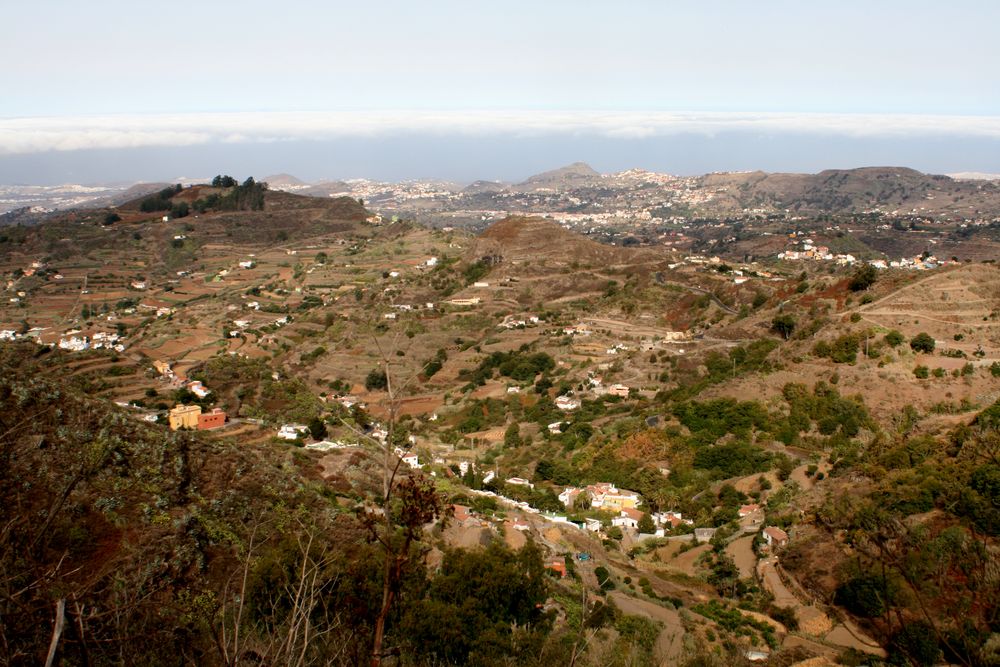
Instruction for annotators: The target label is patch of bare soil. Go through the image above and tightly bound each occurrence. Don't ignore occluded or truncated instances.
[608,591,685,665]
[667,543,710,576]
[725,535,757,579]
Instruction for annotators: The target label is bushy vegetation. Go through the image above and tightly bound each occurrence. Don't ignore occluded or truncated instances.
[813,332,859,363]
[459,345,555,386]
[910,331,936,353]
[0,347,599,666]
[139,184,183,212]
[194,176,268,212]
[848,263,878,291]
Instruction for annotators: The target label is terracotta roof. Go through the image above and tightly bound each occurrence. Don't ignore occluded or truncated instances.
[764,526,789,542]
[621,507,644,521]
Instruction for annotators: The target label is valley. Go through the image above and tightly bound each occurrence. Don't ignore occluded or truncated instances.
[1,178,998,666]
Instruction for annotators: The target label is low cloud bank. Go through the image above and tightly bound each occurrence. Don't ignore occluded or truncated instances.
[2,111,1000,155]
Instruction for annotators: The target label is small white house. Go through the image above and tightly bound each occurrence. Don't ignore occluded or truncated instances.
[555,396,580,411]
[611,508,642,530]
[394,447,421,469]
[187,381,211,399]
[277,424,309,440]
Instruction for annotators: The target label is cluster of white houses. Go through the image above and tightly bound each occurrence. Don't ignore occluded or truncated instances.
[559,482,641,511]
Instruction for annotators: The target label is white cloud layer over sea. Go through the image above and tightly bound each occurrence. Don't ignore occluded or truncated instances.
[3,111,1000,155]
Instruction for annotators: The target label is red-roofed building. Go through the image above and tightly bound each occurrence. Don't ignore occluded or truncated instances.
[763,526,789,549]
[507,518,530,532]
[452,504,474,524]
[546,556,567,578]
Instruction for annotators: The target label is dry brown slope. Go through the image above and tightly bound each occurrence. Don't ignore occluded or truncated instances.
[470,216,658,268]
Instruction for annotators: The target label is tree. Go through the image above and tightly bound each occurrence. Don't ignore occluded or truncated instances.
[771,314,796,340]
[637,513,656,534]
[849,264,878,291]
[365,368,388,391]
[885,330,905,347]
[594,566,615,591]
[504,422,522,448]
[308,416,327,440]
[910,332,935,353]
[351,299,449,666]
[212,174,238,187]
[401,542,549,664]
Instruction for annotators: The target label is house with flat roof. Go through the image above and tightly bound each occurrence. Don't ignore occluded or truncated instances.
[169,404,201,430]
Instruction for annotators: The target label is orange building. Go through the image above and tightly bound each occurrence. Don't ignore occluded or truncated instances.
[546,556,567,578]
[197,408,226,430]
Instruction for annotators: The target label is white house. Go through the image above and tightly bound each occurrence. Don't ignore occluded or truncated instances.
[509,518,530,532]
[607,383,630,398]
[555,395,580,411]
[187,381,211,399]
[586,483,641,511]
[394,447,421,469]
[506,477,534,489]
[653,511,692,530]
[763,526,789,548]
[58,336,90,352]
[277,424,309,440]
[558,487,582,507]
[611,508,643,530]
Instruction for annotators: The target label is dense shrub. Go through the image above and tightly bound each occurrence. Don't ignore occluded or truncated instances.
[910,332,935,353]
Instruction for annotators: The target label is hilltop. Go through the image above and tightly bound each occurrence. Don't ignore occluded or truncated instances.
[518,161,601,190]
[473,215,638,265]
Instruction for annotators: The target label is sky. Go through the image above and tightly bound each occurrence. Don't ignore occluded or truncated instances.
[2,0,999,183]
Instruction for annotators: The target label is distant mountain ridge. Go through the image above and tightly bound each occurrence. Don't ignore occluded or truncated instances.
[8,163,1000,219]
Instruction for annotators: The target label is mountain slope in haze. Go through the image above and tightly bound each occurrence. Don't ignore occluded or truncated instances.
[697,166,1000,215]
[518,161,601,190]
[263,173,308,187]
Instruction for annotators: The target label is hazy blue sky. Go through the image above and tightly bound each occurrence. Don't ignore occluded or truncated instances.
[3,1,999,183]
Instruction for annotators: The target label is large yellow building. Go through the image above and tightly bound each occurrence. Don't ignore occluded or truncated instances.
[168,404,201,430]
